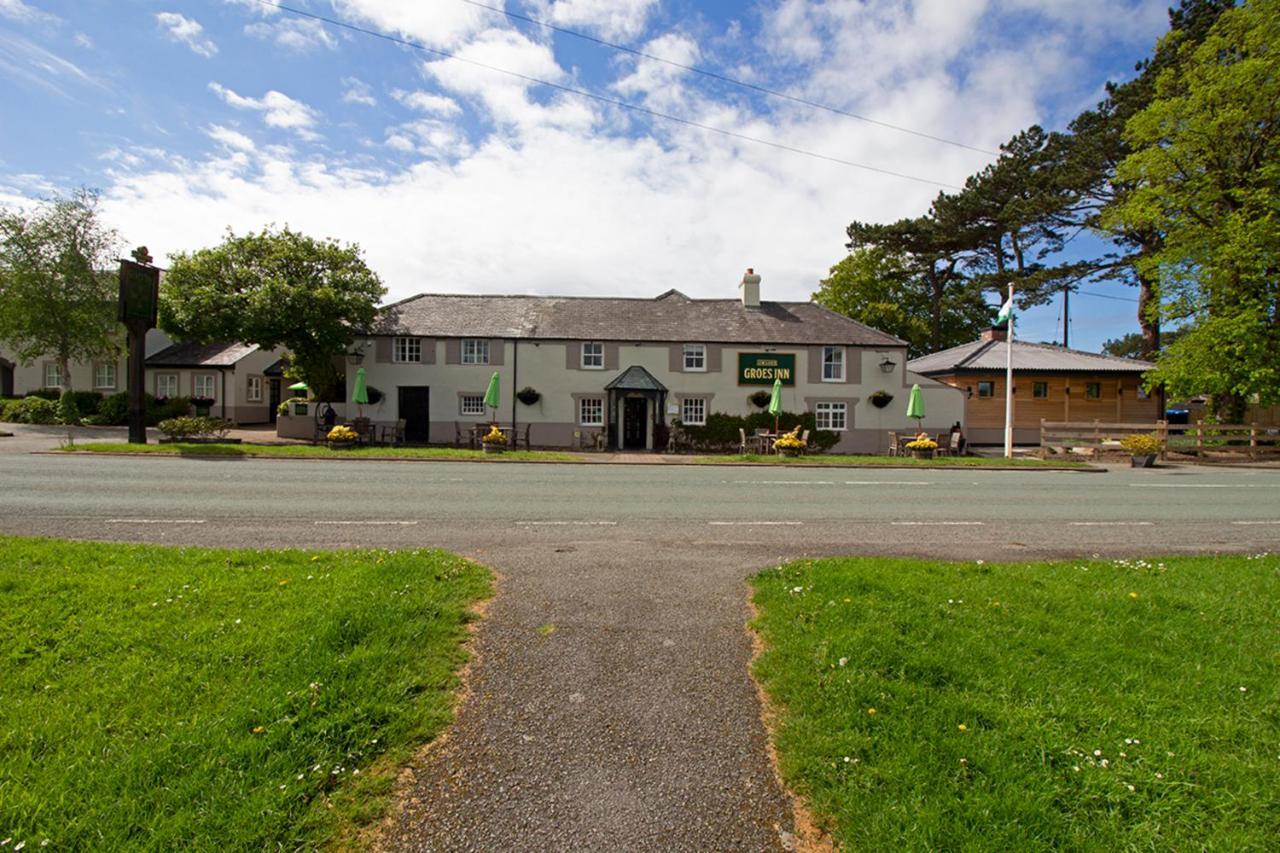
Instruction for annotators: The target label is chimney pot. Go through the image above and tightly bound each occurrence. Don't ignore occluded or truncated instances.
[740,267,761,308]
[981,325,1007,342]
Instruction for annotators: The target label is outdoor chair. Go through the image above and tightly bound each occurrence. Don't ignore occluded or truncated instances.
[950,431,963,455]
[800,429,810,453]
[935,432,950,456]
[380,419,406,446]
[739,428,749,454]
[351,417,372,445]
[887,431,899,456]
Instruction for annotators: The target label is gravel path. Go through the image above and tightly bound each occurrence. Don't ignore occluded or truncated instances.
[383,539,796,852]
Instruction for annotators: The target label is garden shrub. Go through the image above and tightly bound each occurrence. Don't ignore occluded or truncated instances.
[158,416,232,440]
[67,391,104,416]
[7,396,59,424]
[100,392,192,426]
[58,391,80,426]
[26,388,61,401]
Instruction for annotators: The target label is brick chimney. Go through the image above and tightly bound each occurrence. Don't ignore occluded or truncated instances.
[981,325,1007,342]
[739,267,761,309]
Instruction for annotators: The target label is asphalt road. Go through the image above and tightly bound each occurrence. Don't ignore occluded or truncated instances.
[3,450,1278,851]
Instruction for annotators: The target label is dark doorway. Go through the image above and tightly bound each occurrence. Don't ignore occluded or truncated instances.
[0,361,12,398]
[623,397,647,449]
[268,378,281,424]
[399,386,430,443]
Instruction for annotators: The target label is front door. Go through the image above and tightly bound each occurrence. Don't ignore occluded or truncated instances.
[268,378,281,424]
[399,386,430,443]
[623,397,647,449]
[0,361,12,398]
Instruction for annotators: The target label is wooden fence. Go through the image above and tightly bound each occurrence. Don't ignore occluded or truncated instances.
[1040,420,1170,458]
[1041,419,1280,460]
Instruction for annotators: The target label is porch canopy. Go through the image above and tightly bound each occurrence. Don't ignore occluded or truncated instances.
[604,365,668,450]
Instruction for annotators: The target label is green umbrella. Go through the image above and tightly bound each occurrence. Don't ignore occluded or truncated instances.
[906,383,925,430]
[768,377,783,434]
[483,371,501,421]
[288,381,309,392]
[352,367,369,417]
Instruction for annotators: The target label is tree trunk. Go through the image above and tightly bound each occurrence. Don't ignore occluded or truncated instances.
[58,352,71,392]
[1136,271,1160,360]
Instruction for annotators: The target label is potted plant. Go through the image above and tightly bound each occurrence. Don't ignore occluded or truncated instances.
[904,433,938,459]
[749,390,772,409]
[1120,433,1160,467]
[869,390,894,409]
[516,386,541,406]
[190,396,215,417]
[326,424,359,449]
[480,424,508,454]
[773,426,807,458]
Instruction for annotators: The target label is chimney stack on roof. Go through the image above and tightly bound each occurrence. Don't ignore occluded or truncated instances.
[981,325,1008,342]
[740,267,761,309]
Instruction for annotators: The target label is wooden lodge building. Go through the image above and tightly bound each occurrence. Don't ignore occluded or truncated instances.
[908,327,1159,445]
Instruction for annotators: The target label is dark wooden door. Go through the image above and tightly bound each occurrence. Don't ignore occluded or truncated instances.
[623,397,646,449]
[0,362,12,398]
[268,378,281,424]
[399,386,430,443]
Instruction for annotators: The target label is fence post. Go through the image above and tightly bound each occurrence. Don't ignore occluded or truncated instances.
[1251,423,1258,460]
[1196,421,1203,457]
[1040,418,1046,456]
[1157,419,1168,460]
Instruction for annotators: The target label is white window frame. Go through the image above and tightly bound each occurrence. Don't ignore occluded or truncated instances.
[683,343,706,372]
[393,337,422,363]
[460,394,485,416]
[815,401,847,431]
[246,375,262,402]
[977,381,995,398]
[93,362,116,390]
[43,362,61,388]
[578,397,604,427]
[581,342,604,369]
[462,338,489,365]
[193,374,217,401]
[155,374,178,399]
[822,346,845,382]
[680,397,707,426]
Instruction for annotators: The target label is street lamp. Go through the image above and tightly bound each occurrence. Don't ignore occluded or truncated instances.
[879,357,895,373]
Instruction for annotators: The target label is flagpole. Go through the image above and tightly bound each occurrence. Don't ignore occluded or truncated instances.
[1004,283,1015,459]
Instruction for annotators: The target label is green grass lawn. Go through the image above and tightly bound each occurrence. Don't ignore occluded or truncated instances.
[751,555,1280,850]
[66,441,578,462]
[0,537,490,851]
[706,453,1090,469]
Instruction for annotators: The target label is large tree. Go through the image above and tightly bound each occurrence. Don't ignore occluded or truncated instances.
[1103,0,1280,420]
[161,227,385,398]
[0,189,122,390]
[814,247,991,358]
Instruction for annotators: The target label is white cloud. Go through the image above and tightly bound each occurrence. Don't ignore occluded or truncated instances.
[208,83,321,136]
[0,0,59,25]
[342,77,377,107]
[206,124,255,152]
[541,0,659,40]
[0,31,103,97]
[73,32,93,49]
[391,89,461,117]
[244,17,337,52]
[156,12,218,58]
[331,1,490,49]
[614,32,700,110]
[222,0,279,15]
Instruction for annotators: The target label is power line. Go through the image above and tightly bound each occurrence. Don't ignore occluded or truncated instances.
[1074,289,1139,304]
[249,0,964,189]
[458,0,1000,157]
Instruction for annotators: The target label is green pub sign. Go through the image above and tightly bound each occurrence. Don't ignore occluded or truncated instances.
[738,352,796,386]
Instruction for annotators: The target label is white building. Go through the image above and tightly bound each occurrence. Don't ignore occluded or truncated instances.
[348,271,964,452]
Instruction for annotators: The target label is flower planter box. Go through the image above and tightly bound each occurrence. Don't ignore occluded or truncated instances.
[1130,454,1156,468]
[777,447,802,458]
[912,449,935,460]
[482,443,506,454]
[328,440,356,450]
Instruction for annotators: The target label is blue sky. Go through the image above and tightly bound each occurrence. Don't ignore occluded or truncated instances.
[1,0,1171,351]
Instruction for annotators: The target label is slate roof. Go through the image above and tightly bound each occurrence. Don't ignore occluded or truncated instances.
[604,365,667,392]
[908,338,1155,375]
[369,292,905,347]
[146,342,259,368]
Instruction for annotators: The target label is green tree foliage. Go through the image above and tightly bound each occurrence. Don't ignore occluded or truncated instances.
[161,227,385,399]
[1101,327,1186,360]
[814,248,990,358]
[1102,0,1280,419]
[0,188,122,390]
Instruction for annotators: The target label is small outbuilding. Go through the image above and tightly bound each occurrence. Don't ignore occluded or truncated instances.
[908,327,1158,445]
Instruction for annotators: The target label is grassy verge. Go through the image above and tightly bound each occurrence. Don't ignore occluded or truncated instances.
[0,536,491,850]
[751,554,1279,849]
[64,441,578,462]
[703,453,1090,469]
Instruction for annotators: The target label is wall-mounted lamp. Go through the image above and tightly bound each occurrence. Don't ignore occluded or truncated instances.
[966,386,973,398]
[345,344,366,365]
[879,357,895,373]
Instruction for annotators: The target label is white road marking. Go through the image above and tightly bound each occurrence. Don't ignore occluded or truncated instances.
[1069,521,1155,527]
[728,480,835,485]
[1231,520,1280,526]
[516,521,618,526]
[890,521,984,526]
[708,521,804,526]
[1129,483,1280,488]
[314,520,419,526]
[105,518,206,525]
[845,480,932,486]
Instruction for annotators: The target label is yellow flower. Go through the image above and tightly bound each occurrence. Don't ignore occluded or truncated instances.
[252,726,265,734]
[958,724,967,732]
[867,707,876,716]
[1129,591,1139,599]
